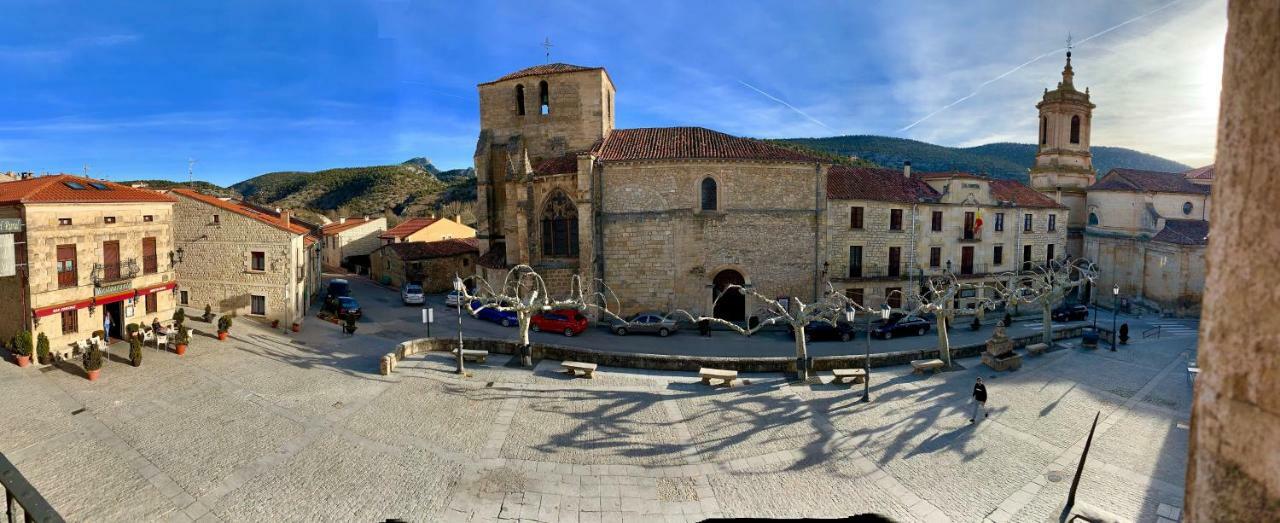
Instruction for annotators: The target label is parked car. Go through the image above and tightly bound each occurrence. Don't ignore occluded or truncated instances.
[871,316,931,339]
[469,300,518,327]
[792,321,857,342]
[445,290,463,308]
[326,279,350,299]
[1052,304,1090,322]
[401,283,425,305]
[337,296,362,319]
[531,309,589,337]
[610,312,679,337]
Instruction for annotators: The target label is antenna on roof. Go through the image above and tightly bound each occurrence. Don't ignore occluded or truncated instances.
[188,158,197,187]
[542,37,553,63]
[83,164,90,179]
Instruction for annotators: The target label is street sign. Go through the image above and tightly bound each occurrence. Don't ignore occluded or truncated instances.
[422,308,435,323]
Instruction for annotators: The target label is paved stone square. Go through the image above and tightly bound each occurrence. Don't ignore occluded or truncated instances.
[0,305,1195,522]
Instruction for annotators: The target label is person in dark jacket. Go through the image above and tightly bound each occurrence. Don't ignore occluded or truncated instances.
[970,377,989,423]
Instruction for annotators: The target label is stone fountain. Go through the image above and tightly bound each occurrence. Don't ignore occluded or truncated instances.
[981,321,1022,371]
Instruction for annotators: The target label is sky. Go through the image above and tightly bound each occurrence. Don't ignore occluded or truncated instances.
[0,0,1226,186]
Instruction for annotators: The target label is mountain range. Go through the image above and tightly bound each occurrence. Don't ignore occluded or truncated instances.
[125,136,1192,225]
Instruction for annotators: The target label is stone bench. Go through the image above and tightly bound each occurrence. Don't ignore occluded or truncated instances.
[699,367,738,387]
[453,349,489,363]
[910,359,945,375]
[1026,343,1049,356]
[561,361,598,379]
[831,368,867,384]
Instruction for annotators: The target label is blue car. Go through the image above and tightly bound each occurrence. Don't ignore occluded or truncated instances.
[469,300,518,327]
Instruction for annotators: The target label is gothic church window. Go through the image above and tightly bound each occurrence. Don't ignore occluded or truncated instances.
[541,191,578,257]
[539,81,550,115]
[1070,115,1081,144]
[516,84,526,115]
[700,177,718,211]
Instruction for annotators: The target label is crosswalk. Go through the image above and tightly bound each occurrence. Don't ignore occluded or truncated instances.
[1018,320,1200,338]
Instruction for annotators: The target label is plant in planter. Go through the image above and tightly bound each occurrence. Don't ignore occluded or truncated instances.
[83,345,103,381]
[271,319,280,329]
[203,304,214,322]
[1119,323,1130,345]
[36,332,50,365]
[129,336,143,367]
[173,307,186,325]
[126,323,140,341]
[173,326,189,356]
[11,330,32,367]
[217,315,232,341]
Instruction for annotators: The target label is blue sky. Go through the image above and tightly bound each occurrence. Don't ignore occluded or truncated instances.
[0,0,1225,186]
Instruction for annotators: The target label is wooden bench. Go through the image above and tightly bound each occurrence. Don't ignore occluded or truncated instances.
[831,368,867,384]
[452,349,489,363]
[910,359,945,375]
[561,361,598,379]
[1025,343,1049,356]
[699,367,738,387]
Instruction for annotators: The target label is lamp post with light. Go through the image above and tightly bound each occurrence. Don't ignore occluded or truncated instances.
[1111,284,1119,351]
[453,276,466,374]
[854,304,891,402]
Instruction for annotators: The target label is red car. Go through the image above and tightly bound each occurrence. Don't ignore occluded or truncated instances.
[531,309,589,337]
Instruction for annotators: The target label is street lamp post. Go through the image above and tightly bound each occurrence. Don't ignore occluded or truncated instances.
[1111,284,1119,352]
[453,276,466,374]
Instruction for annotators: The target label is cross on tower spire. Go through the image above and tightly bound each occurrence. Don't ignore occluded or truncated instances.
[542,37,553,63]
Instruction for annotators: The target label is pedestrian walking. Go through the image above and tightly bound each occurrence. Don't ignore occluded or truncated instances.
[102,311,113,343]
[970,377,988,423]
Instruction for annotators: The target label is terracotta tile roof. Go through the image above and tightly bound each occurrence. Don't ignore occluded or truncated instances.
[378,217,441,240]
[304,236,317,247]
[481,63,605,85]
[594,127,821,164]
[320,217,380,236]
[988,179,1068,209]
[1152,219,1209,246]
[826,166,940,203]
[1090,168,1211,195]
[533,153,582,176]
[1182,164,1215,180]
[379,238,479,261]
[0,174,177,205]
[476,248,508,269]
[171,189,310,236]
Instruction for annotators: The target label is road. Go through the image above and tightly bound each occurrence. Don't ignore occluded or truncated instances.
[333,273,1200,358]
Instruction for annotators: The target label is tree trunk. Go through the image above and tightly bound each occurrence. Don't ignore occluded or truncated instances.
[937,318,952,366]
[793,325,809,381]
[518,312,533,367]
[1042,302,1053,345]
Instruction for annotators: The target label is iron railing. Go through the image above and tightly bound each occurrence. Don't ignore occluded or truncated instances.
[1,452,63,523]
[91,259,138,286]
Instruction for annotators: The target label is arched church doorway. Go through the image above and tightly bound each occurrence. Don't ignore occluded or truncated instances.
[712,269,746,322]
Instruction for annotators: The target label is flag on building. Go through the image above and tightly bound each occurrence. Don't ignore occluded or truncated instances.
[974,209,984,235]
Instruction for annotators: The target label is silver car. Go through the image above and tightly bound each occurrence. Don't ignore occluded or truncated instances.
[610,311,679,337]
[401,283,425,305]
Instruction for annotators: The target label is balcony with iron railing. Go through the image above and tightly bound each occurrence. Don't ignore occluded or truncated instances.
[838,264,904,281]
[91,259,138,287]
[915,262,992,278]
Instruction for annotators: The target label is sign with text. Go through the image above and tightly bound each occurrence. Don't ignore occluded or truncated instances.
[0,234,13,277]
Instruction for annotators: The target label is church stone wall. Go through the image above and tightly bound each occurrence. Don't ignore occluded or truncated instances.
[477,69,613,162]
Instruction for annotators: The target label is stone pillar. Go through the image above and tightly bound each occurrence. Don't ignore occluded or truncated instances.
[1185,2,1280,520]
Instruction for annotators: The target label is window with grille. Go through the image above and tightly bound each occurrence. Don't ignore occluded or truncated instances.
[541,191,579,257]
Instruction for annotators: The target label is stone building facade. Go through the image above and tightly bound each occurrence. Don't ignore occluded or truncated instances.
[0,175,178,359]
[378,216,474,245]
[369,238,478,292]
[320,216,386,270]
[171,189,320,326]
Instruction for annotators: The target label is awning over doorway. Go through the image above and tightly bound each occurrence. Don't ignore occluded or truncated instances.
[33,281,177,318]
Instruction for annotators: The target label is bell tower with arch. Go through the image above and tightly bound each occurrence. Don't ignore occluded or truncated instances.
[1030,48,1096,257]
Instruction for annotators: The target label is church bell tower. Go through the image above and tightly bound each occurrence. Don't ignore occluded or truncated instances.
[1030,47,1096,257]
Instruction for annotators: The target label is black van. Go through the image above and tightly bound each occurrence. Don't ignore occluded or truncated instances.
[326,279,351,299]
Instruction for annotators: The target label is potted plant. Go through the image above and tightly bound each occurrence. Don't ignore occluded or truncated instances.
[173,307,185,325]
[271,319,280,329]
[126,323,140,341]
[1119,323,1130,345]
[203,304,213,322]
[291,322,300,333]
[173,326,189,356]
[36,332,50,365]
[217,315,232,341]
[11,330,32,368]
[83,345,103,381]
[129,336,143,367]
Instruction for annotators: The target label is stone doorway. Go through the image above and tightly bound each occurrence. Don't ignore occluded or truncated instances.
[712,269,746,322]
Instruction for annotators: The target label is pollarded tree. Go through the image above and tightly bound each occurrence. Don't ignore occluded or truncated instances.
[903,274,1006,368]
[991,257,1098,345]
[458,265,592,367]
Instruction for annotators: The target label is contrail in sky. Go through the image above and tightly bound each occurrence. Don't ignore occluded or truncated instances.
[898,0,1186,133]
[738,80,835,132]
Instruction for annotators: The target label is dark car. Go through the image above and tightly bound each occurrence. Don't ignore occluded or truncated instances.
[871,316,931,339]
[326,279,350,299]
[791,321,857,342]
[469,300,518,327]
[531,309,589,337]
[337,296,362,319]
[1052,304,1090,322]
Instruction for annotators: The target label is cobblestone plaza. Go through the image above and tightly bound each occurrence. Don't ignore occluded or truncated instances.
[1,311,1195,522]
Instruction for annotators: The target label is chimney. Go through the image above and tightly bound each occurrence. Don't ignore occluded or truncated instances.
[363,215,369,221]
[454,214,462,223]
[279,209,291,226]
[339,217,346,224]
[903,161,912,178]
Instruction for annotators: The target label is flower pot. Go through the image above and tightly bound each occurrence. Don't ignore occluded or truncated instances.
[271,320,280,328]
[291,323,300,333]
[16,355,30,368]
[175,344,187,356]
[87,369,100,381]
[217,332,228,341]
